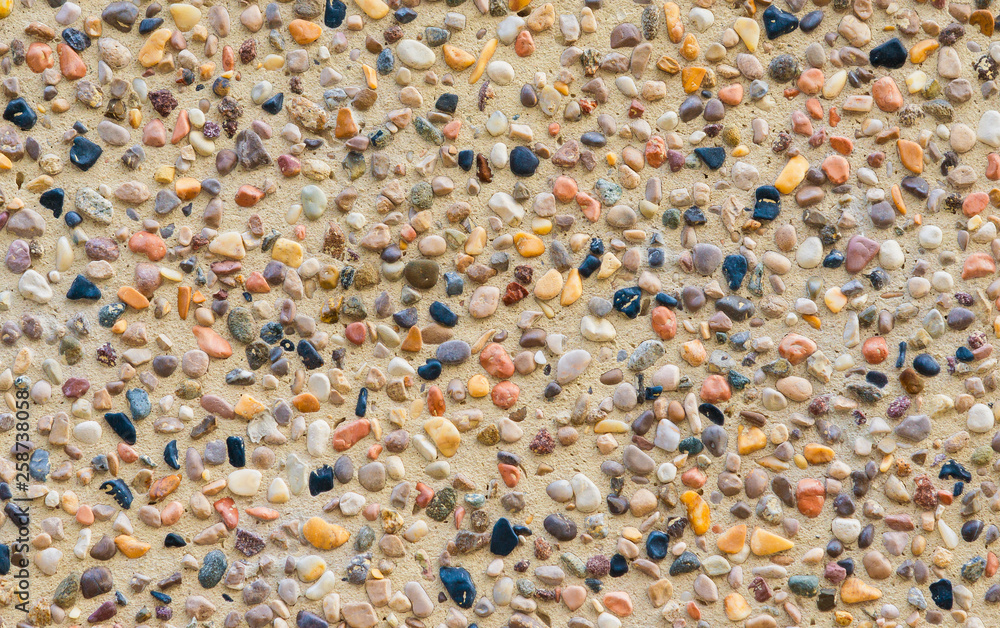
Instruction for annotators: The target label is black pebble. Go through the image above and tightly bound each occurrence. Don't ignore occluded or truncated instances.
[226,436,246,467]
[309,464,334,496]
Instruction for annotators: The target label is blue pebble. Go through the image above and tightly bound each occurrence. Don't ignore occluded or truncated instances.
[324,0,346,27]
[939,459,971,482]
[895,341,907,369]
[823,249,845,268]
[655,293,678,308]
[646,530,669,560]
[913,353,940,376]
[69,136,103,171]
[589,237,604,256]
[65,211,83,227]
[29,449,50,481]
[61,28,91,52]
[260,321,283,344]
[509,146,539,177]
[613,287,643,319]
[417,359,442,380]
[430,301,459,327]
[439,566,476,608]
[376,48,395,74]
[150,590,172,604]
[444,271,464,296]
[458,149,474,171]
[3,97,37,130]
[869,37,907,69]
[578,254,601,278]
[126,388,151,421]
[99,302,126,328]
[762,4,799,39]
[66,274,102,300]
[164,440,180,470]
[644,386,662,400]
[355,387,368,417]
[393,6,417,23]
[693,146,725,170]
[139,17,164,34]
[722,254,748,291]
[648,248,664,267]
[0,544,9,575]
[261,93,284,115]
[956,346,975,363]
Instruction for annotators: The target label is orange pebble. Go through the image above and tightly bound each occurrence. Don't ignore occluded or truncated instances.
[548,123,560,136]
[76,504,95,525]
[367,444,383,460]
[427,385,445,416]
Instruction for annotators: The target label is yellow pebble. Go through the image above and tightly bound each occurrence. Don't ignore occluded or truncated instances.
[468,374,489,398]
[824,287,847,312]
[803,443,835,464]
[908,39,939,64]
[732,144,749,157]
[353,0,390,19]
[793,454,808,469]
[234,394,267,419]
[774,154,810,194]
[801,314,821,329]
[0,0,12,18]
[138,29,172,68]
[513,232,545,257]
[154,165,176,184]
[621,526,642,542]
[469,38,498,84]
[737,425,766,455]
[114,535,151,558]
[129,108,142,128]
[271,238,304,268]
[749,527,794,555]
[681,67,707,93]
[363,64,378,89]
[560,269,582,306]
[680,491,711,535]
[531,218,552,235]
[111,319,127,334]
[302,516,351,550]
[0,154,11,170]
[442,44,475,70]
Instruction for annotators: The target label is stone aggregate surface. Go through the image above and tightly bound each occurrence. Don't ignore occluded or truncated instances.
[3,0,1000,627]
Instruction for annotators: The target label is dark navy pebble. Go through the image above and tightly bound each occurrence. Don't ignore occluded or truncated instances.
[753,185,780,221]
[509,146,539,177]
[227,436,246,467]
[66,274,102,300]
[698,403,724,425]
[40,187,64,216]
[489,518,518,556]
[138,17,164,34]
[324,0,346,27]
[296,340,324,369]
[355,387,368,417]
[164,532,186,547]
[613,287,642,318]
[3,97,37,130]
[65,211,83,227]
[823,249,845,269]
[61,28,91,51]
[929,578,953,610]
[762,5,799,39]
[578,254,601,278]
[309,465,335,496]
[956,346,974,362]
[393,6,417,23]
[104,412,137,445]
[69,136,103,170]
[262,93,284,115]
[869,38,907,69]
